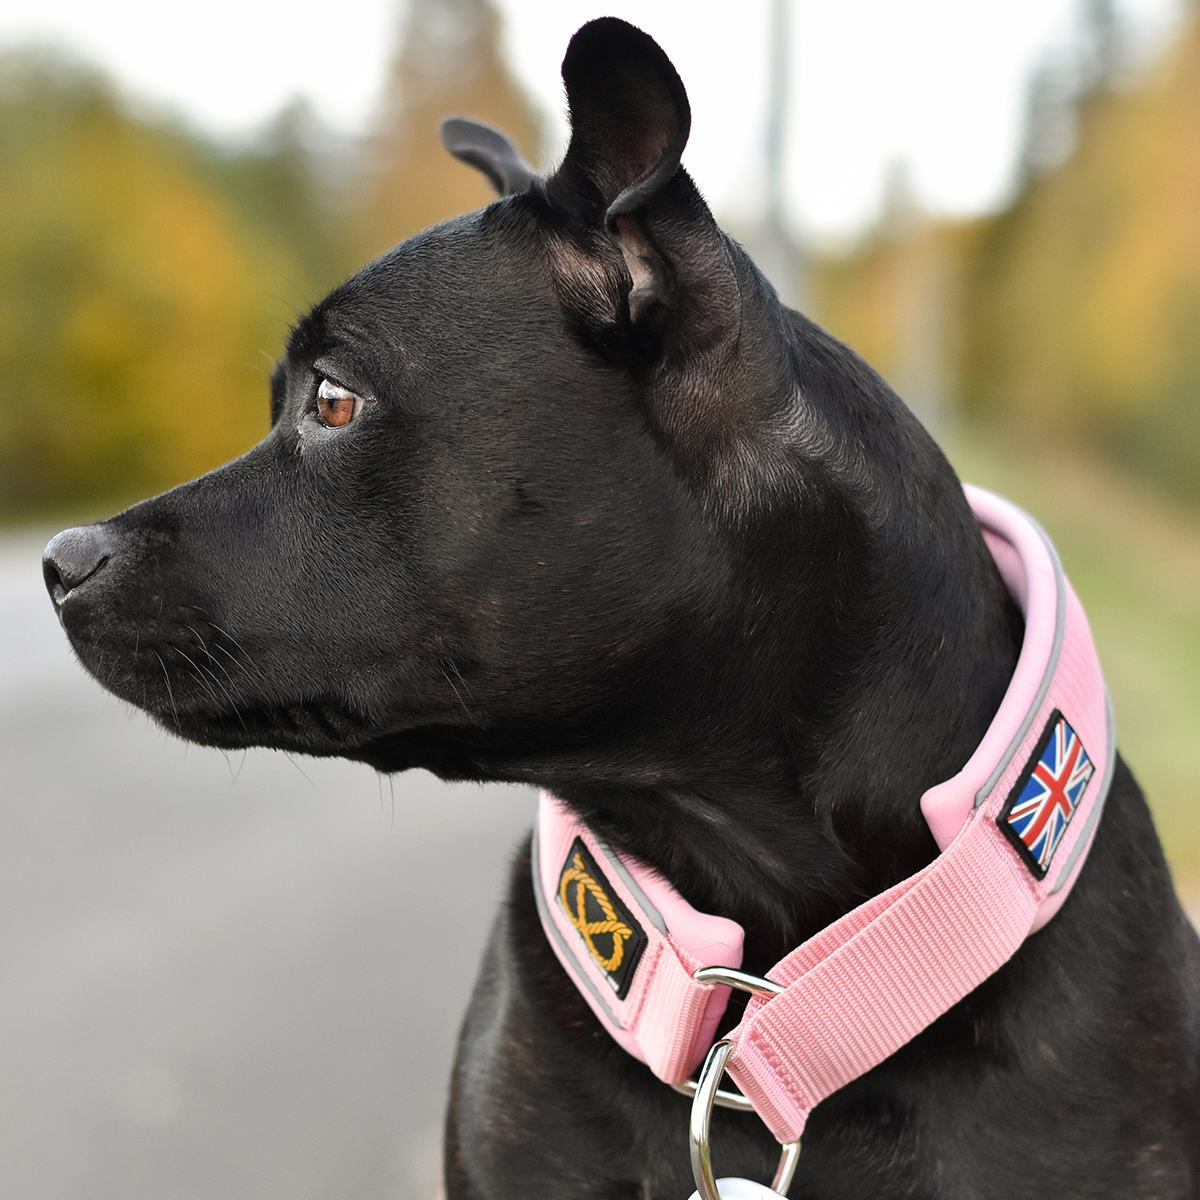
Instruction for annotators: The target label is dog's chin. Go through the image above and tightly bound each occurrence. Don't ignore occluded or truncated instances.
[66,649,377,757]
[147,705,499,782]
[148,700,379,757]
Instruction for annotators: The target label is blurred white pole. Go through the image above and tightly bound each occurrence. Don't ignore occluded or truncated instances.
[765,0,788,221]
[754,0,808,312]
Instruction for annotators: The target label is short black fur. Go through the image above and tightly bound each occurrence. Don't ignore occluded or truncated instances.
[43,18,1200,1198]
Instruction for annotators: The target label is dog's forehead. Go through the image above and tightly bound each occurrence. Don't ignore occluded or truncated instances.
[285,269,435,367]
[285,210,553,372]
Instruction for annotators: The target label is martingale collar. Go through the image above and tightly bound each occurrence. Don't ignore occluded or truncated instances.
[532,485,1115,1146]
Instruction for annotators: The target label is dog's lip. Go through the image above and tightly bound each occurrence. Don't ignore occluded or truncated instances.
[49,568,103,610]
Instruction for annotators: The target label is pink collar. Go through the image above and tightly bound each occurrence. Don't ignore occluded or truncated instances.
[532,485,1114,1145]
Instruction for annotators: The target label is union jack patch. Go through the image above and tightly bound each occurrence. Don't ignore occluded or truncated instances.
[999,710,1094,879]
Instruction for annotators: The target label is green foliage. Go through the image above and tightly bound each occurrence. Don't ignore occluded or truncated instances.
[198,100,359,302]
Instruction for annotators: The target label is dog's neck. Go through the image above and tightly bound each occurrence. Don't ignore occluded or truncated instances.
[553,564,1021,970]
[552,312,1024,972]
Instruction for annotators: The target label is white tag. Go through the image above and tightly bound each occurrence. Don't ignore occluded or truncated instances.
[686,1177,787,1200]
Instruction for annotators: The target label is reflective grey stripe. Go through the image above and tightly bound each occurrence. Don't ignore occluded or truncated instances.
[529,826,624,1028]
[975,513,1068,809]
[1051,690,1117,894]
[592,835,669,936]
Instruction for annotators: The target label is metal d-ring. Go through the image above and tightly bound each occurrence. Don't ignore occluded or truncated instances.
[690,1039,800,1200]
[671,967,786,1113]
[692,966,786,998]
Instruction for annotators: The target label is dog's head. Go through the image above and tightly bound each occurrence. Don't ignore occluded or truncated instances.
[43,21,1010,894]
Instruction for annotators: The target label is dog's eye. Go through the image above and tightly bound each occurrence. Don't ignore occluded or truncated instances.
[316,379,363,428]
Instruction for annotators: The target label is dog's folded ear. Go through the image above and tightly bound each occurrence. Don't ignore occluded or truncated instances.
[440,117,537,196]
[549,18,696,326]
[555,18,690,222]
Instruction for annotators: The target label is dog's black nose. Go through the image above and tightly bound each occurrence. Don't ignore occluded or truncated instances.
[43,525,113,607]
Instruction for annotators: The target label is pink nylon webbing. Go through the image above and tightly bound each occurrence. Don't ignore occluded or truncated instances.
[534,792,745,1081]
[534,486,1114,1140]
[724,800,1039,1141]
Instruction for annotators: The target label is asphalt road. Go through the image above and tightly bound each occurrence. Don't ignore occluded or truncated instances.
[0,529,537,1200]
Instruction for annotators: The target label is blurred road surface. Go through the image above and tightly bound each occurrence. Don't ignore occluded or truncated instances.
[0,529,537,1200]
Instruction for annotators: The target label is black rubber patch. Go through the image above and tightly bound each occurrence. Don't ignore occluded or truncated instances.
[557,837,647,999]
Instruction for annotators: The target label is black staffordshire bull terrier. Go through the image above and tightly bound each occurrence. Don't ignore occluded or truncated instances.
[42,18,1200,1199]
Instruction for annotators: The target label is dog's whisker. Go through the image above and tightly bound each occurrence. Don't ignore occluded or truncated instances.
[205,637,262,685]
[183,624,241,690]
[203,621,273,689]
[281,753,316,790]
[448,659,477,704]
[440,664,480,727]
[151,651,180,729]
[170,642,249,734]
[179,611,274,694]
[173,646,225,699]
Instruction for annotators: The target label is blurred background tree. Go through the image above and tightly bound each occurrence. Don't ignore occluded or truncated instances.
[808,0,1200,880]
[814,0,1200,512]
[963,2,1200,507]
[0,0,539,521]
[360,0,540,257]
[0,53,299,515]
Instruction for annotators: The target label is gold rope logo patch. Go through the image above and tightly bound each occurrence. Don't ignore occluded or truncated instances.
[557,838,647,997]
[560,852,634,972]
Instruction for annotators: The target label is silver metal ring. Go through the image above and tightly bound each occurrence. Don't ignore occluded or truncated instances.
[670,1075,755,1112]
[672,967,786,1111]
[689,1039,800,1200]
[692,966,785,998]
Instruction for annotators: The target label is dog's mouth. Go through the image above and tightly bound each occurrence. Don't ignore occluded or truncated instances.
[43,523,392,753]
[64,609,392,754]
[70,621,389,755]
[49,579,451,761]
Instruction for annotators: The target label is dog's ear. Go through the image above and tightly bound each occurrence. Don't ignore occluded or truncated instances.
[548,18,693,324]
[440,117,537,196]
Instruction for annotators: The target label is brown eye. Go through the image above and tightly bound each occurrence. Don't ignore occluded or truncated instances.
[316,378,363,428]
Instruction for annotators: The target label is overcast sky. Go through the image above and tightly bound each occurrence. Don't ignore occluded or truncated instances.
[0,0,1184,236]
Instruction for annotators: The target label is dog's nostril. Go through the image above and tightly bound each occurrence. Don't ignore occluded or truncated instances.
[43,525,114,605]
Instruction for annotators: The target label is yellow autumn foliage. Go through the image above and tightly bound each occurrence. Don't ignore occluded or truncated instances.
[0,0,540,521]
[966,14,1200,429]
[815,10,1200,506]
[359,0,541,259]
[0,56,316,514]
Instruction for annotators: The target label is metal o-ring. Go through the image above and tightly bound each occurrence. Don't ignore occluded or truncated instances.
[688,1039,800,1200]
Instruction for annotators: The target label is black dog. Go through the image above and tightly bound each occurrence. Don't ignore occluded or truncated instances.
[43,19,1200,1198]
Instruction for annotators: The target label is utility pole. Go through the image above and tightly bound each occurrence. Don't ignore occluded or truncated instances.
[755,0,807,311]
